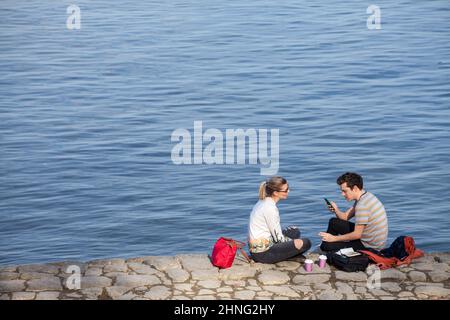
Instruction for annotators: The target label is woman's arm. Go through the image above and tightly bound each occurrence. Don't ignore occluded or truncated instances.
[263,207,287,243]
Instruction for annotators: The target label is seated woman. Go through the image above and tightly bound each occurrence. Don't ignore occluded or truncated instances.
[248,176,311,264]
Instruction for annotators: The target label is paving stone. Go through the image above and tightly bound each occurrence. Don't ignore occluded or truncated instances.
[0,273,20,281]
[433,253,450,264]
[12,292,36,300]
[273,296,290,300]
[192,295,216,300]
[65,292,83,298]
[275,261,301,271]
[197,280,221,289]
[354,286,367,294]
[380,296,397,300]
[415,286,450,298]
[415,282,443,287]
[398,291,414,298]
[411,262,434,271]
[247,286,262,291]
[429,271,449,282]
[217,293,231,299]
[27,277,62,291]
[292,274,330,284]
[80,288,104,299]
[219,265,257,280]
[84,268,103,276]
[345,293,360,300]
[313,283,333,291]
[0,266,17,273]
[173,295,191,300]
[380,268,407,281]
[318,290,343,300]
[335,271,367,282]
[263,285,298,298]
[251,263,276,272]
[191,269,219,280]
[52,261,88,274]
[174,283,194,292]
[80,276,112,289]
[104,272,128,278]
[89,258,125,267]
[335,282,354,294]
[115,275,160,287]
[35,291,61,300]
[116,293,138,300]
[176,254,215,272]
[258,270,290,285]
[291,285,312,294]
[256,291,273,297]
[125,257,148,263]
[144,256,182,271]
[167,268,190,283]
[217,287,233,293]
[198,289,215,295]
[247,279,258,286]
[104,264,128,273]
[127,263,158,275]
[224,280,246,287]
[408,271,427,282]
[381,282,402,293]
[18,264,59,274]
[370,289,390,296]
[105,286,131,299]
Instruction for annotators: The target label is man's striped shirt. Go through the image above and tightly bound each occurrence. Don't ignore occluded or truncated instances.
[354,191,388,250]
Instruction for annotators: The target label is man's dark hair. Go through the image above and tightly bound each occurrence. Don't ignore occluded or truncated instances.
[337,172,363,190]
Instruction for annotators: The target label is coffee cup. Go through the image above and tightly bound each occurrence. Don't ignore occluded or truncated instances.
[304,259,313,272]
[319,255,327,268]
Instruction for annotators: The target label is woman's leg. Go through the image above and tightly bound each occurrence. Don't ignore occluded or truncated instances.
[282,226,301,239]
[251,238,312,264]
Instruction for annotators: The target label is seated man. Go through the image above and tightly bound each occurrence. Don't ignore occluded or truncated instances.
[319,172,388,252]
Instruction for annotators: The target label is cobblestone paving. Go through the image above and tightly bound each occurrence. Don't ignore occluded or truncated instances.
[1,252,449,300]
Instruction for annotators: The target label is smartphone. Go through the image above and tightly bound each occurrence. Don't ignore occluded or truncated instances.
[324,198,336,212]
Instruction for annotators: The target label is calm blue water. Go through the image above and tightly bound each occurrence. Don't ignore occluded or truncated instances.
[1,0,449,266]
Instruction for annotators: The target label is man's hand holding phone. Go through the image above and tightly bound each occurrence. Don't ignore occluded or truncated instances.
[324,198,338,214]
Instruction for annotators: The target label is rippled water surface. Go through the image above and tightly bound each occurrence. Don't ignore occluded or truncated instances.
[1,0,450,265]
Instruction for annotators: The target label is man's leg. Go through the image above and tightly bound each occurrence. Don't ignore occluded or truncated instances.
[320,218,365,252]
[326,217,354,235]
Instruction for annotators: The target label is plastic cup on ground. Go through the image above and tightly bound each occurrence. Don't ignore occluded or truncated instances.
[319,255,327,268]
[304,259,313,272]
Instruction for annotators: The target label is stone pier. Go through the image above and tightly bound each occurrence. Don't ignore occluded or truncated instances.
[1,252,449,300]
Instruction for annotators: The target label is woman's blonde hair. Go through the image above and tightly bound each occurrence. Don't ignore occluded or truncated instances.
[258,176,288,200]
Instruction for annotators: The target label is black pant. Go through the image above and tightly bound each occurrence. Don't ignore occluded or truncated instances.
[320,218,366,252]
[250,226,312,264]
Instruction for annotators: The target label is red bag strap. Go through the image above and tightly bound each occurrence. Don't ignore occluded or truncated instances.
[221,238,252,264]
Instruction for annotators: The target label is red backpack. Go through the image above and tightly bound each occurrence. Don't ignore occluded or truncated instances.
[211,237,252,269]
[360,236,424,270]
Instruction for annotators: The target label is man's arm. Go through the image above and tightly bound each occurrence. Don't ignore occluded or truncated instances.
[335,224,364,242]
[331,202,355,221]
